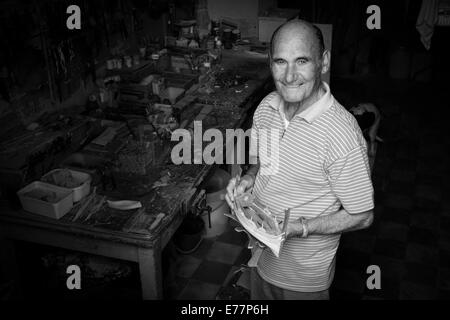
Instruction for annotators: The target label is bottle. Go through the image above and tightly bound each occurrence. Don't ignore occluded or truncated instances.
[196,0,211,41]
[215,37,222,50]
[167,2,175,36]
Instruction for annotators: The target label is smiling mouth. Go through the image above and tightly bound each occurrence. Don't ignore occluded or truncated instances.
[284,84,303,88]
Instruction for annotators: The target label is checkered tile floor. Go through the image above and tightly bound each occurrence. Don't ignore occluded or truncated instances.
[163,221,251,300]
[164,79,450,300]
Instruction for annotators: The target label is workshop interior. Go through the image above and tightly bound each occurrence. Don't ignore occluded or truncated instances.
[0,0,449,300]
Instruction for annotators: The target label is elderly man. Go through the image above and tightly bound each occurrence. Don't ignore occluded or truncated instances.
[225,19,374,300]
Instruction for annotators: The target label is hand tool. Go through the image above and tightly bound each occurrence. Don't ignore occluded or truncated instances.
[149,213,165,231]
[72,187,96,221]
[83,195,106,222]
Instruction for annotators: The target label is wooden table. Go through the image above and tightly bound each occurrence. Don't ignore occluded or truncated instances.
[0,164,209,300]
[0,50,272,299]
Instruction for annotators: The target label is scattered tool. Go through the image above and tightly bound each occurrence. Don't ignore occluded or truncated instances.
[72,187,97,221]
[83,195,106,222]
[149,213,165,231]
[122,207,147,233]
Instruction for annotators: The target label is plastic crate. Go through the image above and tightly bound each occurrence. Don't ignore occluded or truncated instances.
[17,181,73,219]
[41,169,91,202]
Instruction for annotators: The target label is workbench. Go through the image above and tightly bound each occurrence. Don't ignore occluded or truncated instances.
[0,50,272,300]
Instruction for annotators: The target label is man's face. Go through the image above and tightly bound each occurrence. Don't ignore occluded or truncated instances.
[270,29,325,104]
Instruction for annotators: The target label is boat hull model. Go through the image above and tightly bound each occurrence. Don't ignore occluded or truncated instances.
[229,192,286,257]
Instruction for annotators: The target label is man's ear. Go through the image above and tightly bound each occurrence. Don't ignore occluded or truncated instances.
[321,50,331,75]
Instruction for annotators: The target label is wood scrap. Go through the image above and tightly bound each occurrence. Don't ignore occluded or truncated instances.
[122,207,148,233]
[72,188,96,221]
[83,195,106,222]
[92,127,117,146]
[150,213,165,230]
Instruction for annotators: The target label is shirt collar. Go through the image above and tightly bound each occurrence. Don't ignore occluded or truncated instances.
[267,82,334,124]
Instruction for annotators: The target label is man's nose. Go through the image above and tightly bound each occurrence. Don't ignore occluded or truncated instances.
[284,64,297,83]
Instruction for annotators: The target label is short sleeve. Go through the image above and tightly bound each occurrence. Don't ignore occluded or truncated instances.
[327,146,374,214]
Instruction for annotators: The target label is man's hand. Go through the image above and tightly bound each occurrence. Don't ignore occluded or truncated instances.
[225,174,255,209]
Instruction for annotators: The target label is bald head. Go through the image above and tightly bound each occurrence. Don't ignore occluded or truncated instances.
[269,19,325,61]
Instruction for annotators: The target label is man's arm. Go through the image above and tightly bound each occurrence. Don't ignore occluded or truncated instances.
[287,208,374,238]
[303,140,375,237]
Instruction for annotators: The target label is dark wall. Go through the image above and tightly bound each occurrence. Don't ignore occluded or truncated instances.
[277,0,433,79]
[0,0,169,105]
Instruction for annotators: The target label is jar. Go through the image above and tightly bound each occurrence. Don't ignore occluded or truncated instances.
[124,56,132,68]
[140,47,147,58]
[116,58,123,69]
[232,29,241,43]
[106,59,115,70]
[222,29,232,49]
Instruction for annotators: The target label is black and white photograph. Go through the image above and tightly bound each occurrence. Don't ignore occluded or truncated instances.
[0,0,449,305]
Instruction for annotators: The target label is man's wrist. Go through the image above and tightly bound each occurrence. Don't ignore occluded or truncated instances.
[286,220,303,238]
[300,217,309,238]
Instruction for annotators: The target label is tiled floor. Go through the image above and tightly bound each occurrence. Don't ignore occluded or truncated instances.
[165,77,450,300]
[165,221,251,300]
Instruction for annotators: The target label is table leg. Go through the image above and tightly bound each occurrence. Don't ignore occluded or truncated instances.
[0,237,23,299]
[138,244,163,300]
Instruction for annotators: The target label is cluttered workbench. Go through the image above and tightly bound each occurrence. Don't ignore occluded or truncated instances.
[0,49,272,299]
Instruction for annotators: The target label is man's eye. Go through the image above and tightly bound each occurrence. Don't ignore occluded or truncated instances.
[297,59,308,65]
[274,59,286,65]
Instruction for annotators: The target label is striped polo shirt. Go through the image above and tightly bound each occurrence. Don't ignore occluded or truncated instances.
[249,82,374,292]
